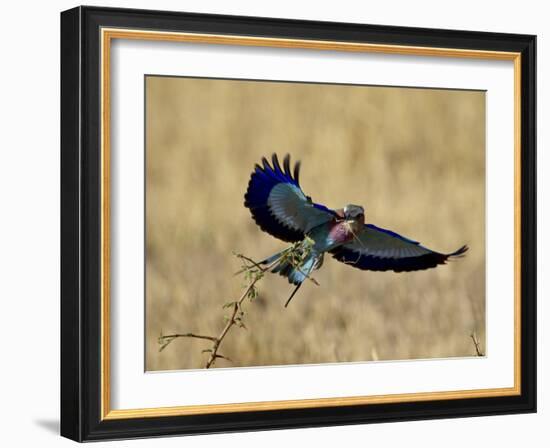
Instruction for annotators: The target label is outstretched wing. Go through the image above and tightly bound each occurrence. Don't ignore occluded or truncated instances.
[331,224,468,272]
[244,154,337,242]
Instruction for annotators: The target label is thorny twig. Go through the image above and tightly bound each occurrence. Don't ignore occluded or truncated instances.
[158,248,315,368]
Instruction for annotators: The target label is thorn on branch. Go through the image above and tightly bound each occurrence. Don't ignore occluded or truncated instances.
[158,248,300,367]
[158,332,218,352]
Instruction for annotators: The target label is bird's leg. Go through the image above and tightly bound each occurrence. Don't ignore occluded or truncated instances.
[313,252,324,270]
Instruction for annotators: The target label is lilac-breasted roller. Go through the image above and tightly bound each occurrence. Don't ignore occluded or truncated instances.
[244,154,468,306]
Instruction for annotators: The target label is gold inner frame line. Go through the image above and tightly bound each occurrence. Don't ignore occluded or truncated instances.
[100,27,522,421]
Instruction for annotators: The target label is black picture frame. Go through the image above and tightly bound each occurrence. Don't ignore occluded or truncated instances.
[61,5,536,442]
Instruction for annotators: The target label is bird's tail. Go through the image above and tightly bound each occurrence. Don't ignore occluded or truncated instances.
[260,243,322,307]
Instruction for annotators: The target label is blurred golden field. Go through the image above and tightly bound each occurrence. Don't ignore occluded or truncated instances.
[145,76,485,371]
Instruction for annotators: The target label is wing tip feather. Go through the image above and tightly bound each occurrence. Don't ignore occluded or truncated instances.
[283,154,292,177]
[261,156,272,171]
[271,153,282,174]
[447,244,469,258]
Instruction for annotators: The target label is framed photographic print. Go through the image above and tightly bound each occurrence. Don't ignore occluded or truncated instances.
[60,6,536,442]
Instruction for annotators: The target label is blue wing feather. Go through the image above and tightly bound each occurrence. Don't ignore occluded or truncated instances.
[244,154,337,242]
[331,224,468,272]
[364,223,419,245]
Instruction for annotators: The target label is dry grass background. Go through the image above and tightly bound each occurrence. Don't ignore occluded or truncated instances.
[145,76,485,371]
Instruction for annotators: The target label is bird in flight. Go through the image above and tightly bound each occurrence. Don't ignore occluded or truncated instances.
[244,154,468,306]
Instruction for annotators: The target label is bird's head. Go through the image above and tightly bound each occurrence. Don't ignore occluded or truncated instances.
[343,204,365,220]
